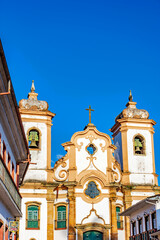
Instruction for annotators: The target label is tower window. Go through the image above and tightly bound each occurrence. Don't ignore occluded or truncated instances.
[134,135,145,155]
[28,130,40,149]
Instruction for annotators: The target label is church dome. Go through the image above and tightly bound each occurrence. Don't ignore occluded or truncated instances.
[115,91,149,122]
[19,80,49,111]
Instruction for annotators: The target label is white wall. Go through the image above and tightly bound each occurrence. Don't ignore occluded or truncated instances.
[76,137,108,175]
[127,128,154,185]
[19,197,47,240]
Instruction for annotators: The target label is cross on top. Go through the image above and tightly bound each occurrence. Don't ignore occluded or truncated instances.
[85,105,94,124]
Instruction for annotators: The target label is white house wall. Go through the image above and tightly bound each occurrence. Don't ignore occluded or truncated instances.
[19,197,47,240]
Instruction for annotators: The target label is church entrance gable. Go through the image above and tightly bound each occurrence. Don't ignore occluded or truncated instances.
[83,231,103,240]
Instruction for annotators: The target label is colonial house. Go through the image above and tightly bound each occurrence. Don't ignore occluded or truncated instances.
[0,40,29,240]
[19,83,160,240]
[120,194,160,240]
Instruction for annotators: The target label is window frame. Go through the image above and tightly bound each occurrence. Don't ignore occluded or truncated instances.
[131,221,136,236]
[151,212,156,230]
[133,134,146,156]
[3,142,6,163]
[145,215,149,231]
[138,218,143,234]
[55,203,68,230]
[27,127,41,151]
[25,202,41,230]
[116,205,123,230]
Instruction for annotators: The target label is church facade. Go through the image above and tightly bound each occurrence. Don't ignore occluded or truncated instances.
[19,83,160,240]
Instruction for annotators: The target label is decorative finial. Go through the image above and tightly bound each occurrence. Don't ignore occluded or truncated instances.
[129,90,133,102]
[85,105,94,124]
[31,80,35,93]
[28,80,38,100]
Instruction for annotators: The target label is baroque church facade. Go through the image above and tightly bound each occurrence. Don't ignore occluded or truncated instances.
[19,82,160,240]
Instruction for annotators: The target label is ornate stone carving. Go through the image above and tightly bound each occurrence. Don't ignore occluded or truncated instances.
[111,158,121,183]
[53,153,69,182]
[99,143,107,152]
[85,135,97,143]
[19,98,48,111]
[115,94,149,121]
[81,206,105,225]
[77,142,83,151]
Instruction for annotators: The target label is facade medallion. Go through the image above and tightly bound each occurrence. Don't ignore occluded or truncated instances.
[85,181,100,199]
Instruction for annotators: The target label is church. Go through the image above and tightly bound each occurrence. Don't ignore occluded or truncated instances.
[19,81,160,240]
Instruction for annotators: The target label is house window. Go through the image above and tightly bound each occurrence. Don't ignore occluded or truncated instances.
[7,154,11,172]
[138,218,142,234]
[132,221,136,236]
[12,163,14,180]
[0,221,3,240]
[116,207,123,229]
[28,129,40,149]
[152,212,156,229]
[27,205,39,229]
[145,215,149,231]
[56,206,66,229]
[5,225,8,240]
[0,134,1,157]
[3,142,6,163]
[134,135,145,155]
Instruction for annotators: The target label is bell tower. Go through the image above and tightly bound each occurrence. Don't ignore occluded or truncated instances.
[110,91,158,186]
[19,81,55,182]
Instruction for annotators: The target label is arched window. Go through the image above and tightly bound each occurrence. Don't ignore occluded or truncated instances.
[28,129,40,149]
[134,135,145,155]
[26,205,40,229]
[116,206,123,229]
[56,206,67,229]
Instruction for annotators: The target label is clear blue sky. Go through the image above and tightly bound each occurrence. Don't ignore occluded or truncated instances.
[1,0,160,178]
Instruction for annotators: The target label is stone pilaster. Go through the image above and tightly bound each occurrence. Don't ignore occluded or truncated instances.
[123,188,132,240]
[109,190,118,240]
[47,189,55,240]
[68,186,76,240]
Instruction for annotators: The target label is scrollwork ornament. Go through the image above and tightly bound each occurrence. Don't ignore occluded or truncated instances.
[85,135,97,143]
[53,157,69,182]
[77,142,83,151]
[111,161,121,183]
[99,143,107,152]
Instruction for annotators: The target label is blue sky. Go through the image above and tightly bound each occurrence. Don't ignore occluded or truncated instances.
[1,0,160,178]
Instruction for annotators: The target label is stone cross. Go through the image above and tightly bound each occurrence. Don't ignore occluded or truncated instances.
[85,105,94,124]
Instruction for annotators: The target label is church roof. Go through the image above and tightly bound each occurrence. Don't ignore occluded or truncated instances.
[115,90,149,122]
